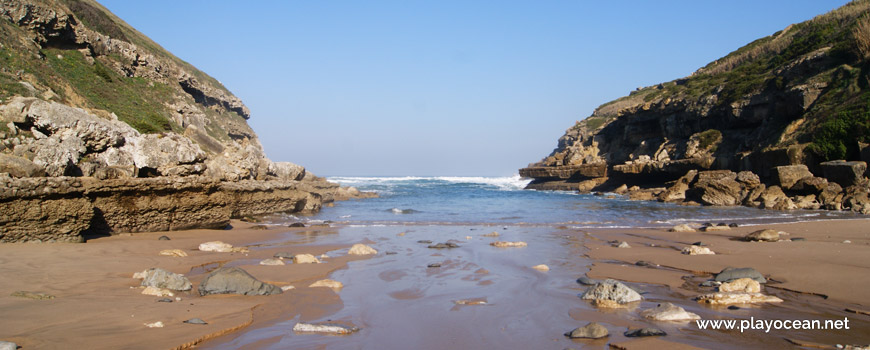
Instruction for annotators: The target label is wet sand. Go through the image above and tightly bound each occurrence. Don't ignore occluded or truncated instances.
[1,219,869,349]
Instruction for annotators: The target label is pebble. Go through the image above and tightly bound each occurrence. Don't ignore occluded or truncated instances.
[729,223,739,228]
[348,244,378,255]
[274,252,294,259]
[288,222,306,228]
[292,254,321,264]
[615,241,631,248]
[728,305,740,310]
[281,285,296,292]
[11,291,55,300]
[564,322,609,339]
[183,318,208,325]
[482,231,500,237]
[490,241,527,248]
[700,280,721,287]
[692,241,706,246]
[385,251,398,255]
[144,321,164,328]
[159,249,187,257]
[843,240,852,244]
[635,261,652,267]
[428,242,459,249]
[532,264,550,271]
[158,235,171,241]
[293,322,359,335]
[156,298,173,303]
[309,279,343,292]
[417,240,433,244]
[792,237,806,242]
[260,258,285,266]
[427,263,442,268]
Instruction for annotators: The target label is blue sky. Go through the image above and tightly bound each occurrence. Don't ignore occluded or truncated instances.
[99,0,850,176]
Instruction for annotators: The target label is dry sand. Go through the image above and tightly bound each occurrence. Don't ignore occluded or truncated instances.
[0,221,369,349]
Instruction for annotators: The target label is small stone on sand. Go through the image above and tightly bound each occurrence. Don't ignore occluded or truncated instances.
[532,264,549,271]
[309,279,343,292]
[682,245,715,255]
[615,241,631,248]
[281,285,296,292]
[144,321,164,328]
[670,224,695,232]
[198,241,234,252]
[718,278,761,293]
[490,241,527,248]
[564,322,609,339]
[744,229,782,242]
[483,231,500,237]
[141,286,174,297]
[10,291,55,300]
[260,258,285,266]
[292,254,321,264]
[293,322,359,334]
[348,243,378,255]
[183,318,208,325]
[159,249,187,257]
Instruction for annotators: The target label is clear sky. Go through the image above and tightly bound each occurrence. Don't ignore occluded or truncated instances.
[99,0,850,177]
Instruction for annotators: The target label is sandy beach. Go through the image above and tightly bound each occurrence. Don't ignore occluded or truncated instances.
[1,219,868,349]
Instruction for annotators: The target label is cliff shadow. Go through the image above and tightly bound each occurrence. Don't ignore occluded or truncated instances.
[81,207,112,241]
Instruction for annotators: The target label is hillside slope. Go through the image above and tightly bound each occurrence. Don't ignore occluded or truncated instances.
[521,0,870,213]
[0,0,371,242]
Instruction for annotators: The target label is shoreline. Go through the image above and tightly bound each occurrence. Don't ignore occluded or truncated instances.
[1,218,868,349]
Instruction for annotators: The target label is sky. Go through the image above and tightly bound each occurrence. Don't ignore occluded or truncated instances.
[99,0,851,177]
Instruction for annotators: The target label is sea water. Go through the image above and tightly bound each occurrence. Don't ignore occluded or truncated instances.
[302,175,857,227]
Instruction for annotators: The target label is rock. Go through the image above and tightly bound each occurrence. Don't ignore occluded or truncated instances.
[141,286,174,297]
[576,277,598,286]
[613,241,631,248]
[792,176,829,195]
[144,321,164,328]
[532,264,550,271]
[482,231,500,237]
[699,225,730,232]
[0,342,16,350]
[348,243,378,255]
[0,153,45,177]
[274,252,294,259]
[635,260,653,267]
[159,249,187,257]
[417,240,433,244]
[136,268,192,291]
[183,318,208,325]
[250,224,269,230]
[736,171,761,187]
[259,258,285,266]
[794,195,821,209]
[727,305,740,310]
[821,161,867,187]
[427,263,442,268]
[454,299,487,305]
[700,280,721,287]
[658,170,697,202]
[728,223,739,228]
[309,279,343,292]
[281,285,295,291]
[640,302,700,321]
[773,165,814,190]
[743,229,782,242]
[614,184,629,194]
[693,171,744,206]
[293,322,359,335]
[682,246,715,255]
[158,235,171,241]
[714,267,766,284]
[580,279,643,307]
[760,186,797,210]
[718,278,761,293]
[429,242,460,249]
[10,291,55,300]
[132,133,206,175]
[198,241,234,252]
[843,240,852,244]
[792,237,806,241]
[292,254,321,264]
[669,224,695,232]
[692,241,706,246]
[696,292,783,305]
[624,328,667,337]
[564,322,609,339]
[288,222,306,228]
[269,161,306,181]
[490,241,528,248]
[198,267,283,296]
[156,298,173,303]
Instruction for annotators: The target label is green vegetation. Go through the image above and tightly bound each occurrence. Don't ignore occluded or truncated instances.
[808,94,870,161]
[696,129,723,150]
[60,0,128,42]
[43,49,179,133]
[584,116,606,130]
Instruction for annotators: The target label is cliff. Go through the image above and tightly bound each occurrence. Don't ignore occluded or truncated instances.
[0,0,372,242]
[521,1,870,213]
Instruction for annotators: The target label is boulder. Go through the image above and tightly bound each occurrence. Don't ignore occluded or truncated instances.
[714,267,766,284]
[624,328,667,337]
[0,154,45,177]
[269,161,305,181]
[743,229,781,242]
[93,165,136,180]
[793,195,821,210]
[259,258,285,266]
[29,136,84,176]
[531,264,550,271]
[348,243,378,255]
[692,170,743,206]
[292,254,321,264]
[309,279,343,291]
[821,161,867,187]
[669,224,695,232]
[640,302,700,321]
[818,182,844,209]
[198,241,234,252]
[0,341,18,350]
[136,268,192,291]
[131,133,206,176]
[141,286,174,297]
[564,322,609,339]
[696,292,783,305]
[682,246,715,255]
[198,267,282,296]
[791,176,828,195]
[735,171,761,187]
[773,165,813,190]
[490,241,527,248]
[293,322,359,335]
[658,170,697,202]
[718,278,761,293]
[158,249,187,257]
[759,186,796,210]
[580,279,643,307]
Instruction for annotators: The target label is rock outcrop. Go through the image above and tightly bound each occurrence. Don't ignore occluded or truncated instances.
[519,1,870,215]
[0,1,375,242]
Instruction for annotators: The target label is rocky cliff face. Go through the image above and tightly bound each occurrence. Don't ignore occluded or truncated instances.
[0,0,373,242]
[521,1,870,214]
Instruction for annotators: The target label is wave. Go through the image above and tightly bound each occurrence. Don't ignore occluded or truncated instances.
[328,175,532,191]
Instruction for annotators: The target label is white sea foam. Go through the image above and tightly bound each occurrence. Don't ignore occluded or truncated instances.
[327,175,532,191]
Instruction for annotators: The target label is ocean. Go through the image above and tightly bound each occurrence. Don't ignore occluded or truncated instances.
[300,175,858,227]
